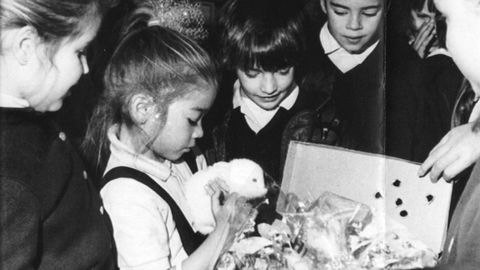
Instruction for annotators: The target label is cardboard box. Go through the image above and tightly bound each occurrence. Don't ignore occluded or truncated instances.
[279,141,452,254]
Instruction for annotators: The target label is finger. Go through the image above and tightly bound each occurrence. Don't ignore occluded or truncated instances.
[415,22,434,45]
[416,19,432,38]
[429,152,460,183]
[414,25,435,57]
[204,184,215,196]
[418,154,441,178]
[211,187,222,202]
[432,134,450,151]
[417,136,450,177]
[442,155,475,182]
[413,23,434,49]
[213,178,230,193]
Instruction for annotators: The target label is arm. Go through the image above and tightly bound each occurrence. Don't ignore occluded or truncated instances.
[102,179,255,270]
[183,189,256,270]
[418,122,480,182]
[0,178,40,270]
[101,179,177,270]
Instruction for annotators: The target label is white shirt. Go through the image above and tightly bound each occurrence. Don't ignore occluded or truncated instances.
[0,93,30,108]
[320,23,379,73]
[101,125,207,270]
[232,80,299,133]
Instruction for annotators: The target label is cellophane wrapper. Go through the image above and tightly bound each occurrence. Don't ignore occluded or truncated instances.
[214,191,438,270]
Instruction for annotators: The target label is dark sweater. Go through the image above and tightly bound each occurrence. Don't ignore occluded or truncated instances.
[0,108,116,269]
[299,39,385,154]
[209,89,311,183]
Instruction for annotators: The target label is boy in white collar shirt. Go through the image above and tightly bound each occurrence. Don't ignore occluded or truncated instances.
[293,0,386,154]
[205,0,311,183]
[319,0,384,71]
[203,0,313,227]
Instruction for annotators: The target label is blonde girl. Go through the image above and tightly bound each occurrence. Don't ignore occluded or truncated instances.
[0,0,116,269]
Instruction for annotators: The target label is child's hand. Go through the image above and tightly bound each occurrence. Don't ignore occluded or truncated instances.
[204,177,230,215]
[411,19,436,59]
[418,123,480,182]
[212,192,257,233]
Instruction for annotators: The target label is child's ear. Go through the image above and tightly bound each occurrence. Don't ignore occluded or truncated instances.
[11,26,39,65]
[129,94,156,126]
[320,0,327,14]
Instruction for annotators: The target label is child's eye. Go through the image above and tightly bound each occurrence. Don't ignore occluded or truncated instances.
[245,70,260,78]
[362,9,379,17]
[277,68,291,75]
[188,119,197,126]
[188,117,202,126]
[333,9,348,15]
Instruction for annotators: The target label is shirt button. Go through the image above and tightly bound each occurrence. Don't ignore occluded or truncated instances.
[99,206,104,215]
[83,170,88,180]
[58,132,66,141]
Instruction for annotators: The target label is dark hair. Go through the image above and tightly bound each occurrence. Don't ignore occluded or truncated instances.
[217,0,306,72]
[83,13,217,172]
[390,0,437,38]
[0,0,111,53]
[407,0,435,12]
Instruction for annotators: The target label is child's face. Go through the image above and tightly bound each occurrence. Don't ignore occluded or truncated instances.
[435,0,480,91]
[151,86,216,161]
[236,66,296,111]
[410,1,436,34]
[26,18,100,111]
[321,0,384,54]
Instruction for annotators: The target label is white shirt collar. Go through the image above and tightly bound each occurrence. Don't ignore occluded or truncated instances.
[107,124,173,181]
[232,80,299,133]
[427,47,450,58]
[0,93,30,108]
[320,23,379,73]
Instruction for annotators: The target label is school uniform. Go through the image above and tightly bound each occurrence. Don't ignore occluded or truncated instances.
[101,125,207,270]
[0,101,116,269]
[292,23,385,154]
[208,81,309,183]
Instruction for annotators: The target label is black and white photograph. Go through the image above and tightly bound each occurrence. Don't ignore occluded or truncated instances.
[1,0,479,269]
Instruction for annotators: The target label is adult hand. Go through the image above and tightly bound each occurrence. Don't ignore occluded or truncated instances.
[418,122,480,182]
[411,19,436,59]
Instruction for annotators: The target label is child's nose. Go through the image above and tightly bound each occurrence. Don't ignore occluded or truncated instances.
[81,55,90,74]
[193,124,204,139]
[347,14,363,31]
[261,74,278,94]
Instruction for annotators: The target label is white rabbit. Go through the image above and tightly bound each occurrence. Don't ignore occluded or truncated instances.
[185,158,267,234]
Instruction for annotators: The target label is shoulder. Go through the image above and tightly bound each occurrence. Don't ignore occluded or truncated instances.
[0,177,41,214]
[0,109,76,199]
[102,177,165,205]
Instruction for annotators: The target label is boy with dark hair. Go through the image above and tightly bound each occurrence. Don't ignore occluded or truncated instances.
[206,0,310,183]
[287,0,387,154]
[202,0,313,227]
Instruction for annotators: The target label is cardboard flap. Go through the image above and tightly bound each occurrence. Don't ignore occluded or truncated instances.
[280,141,452,253]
